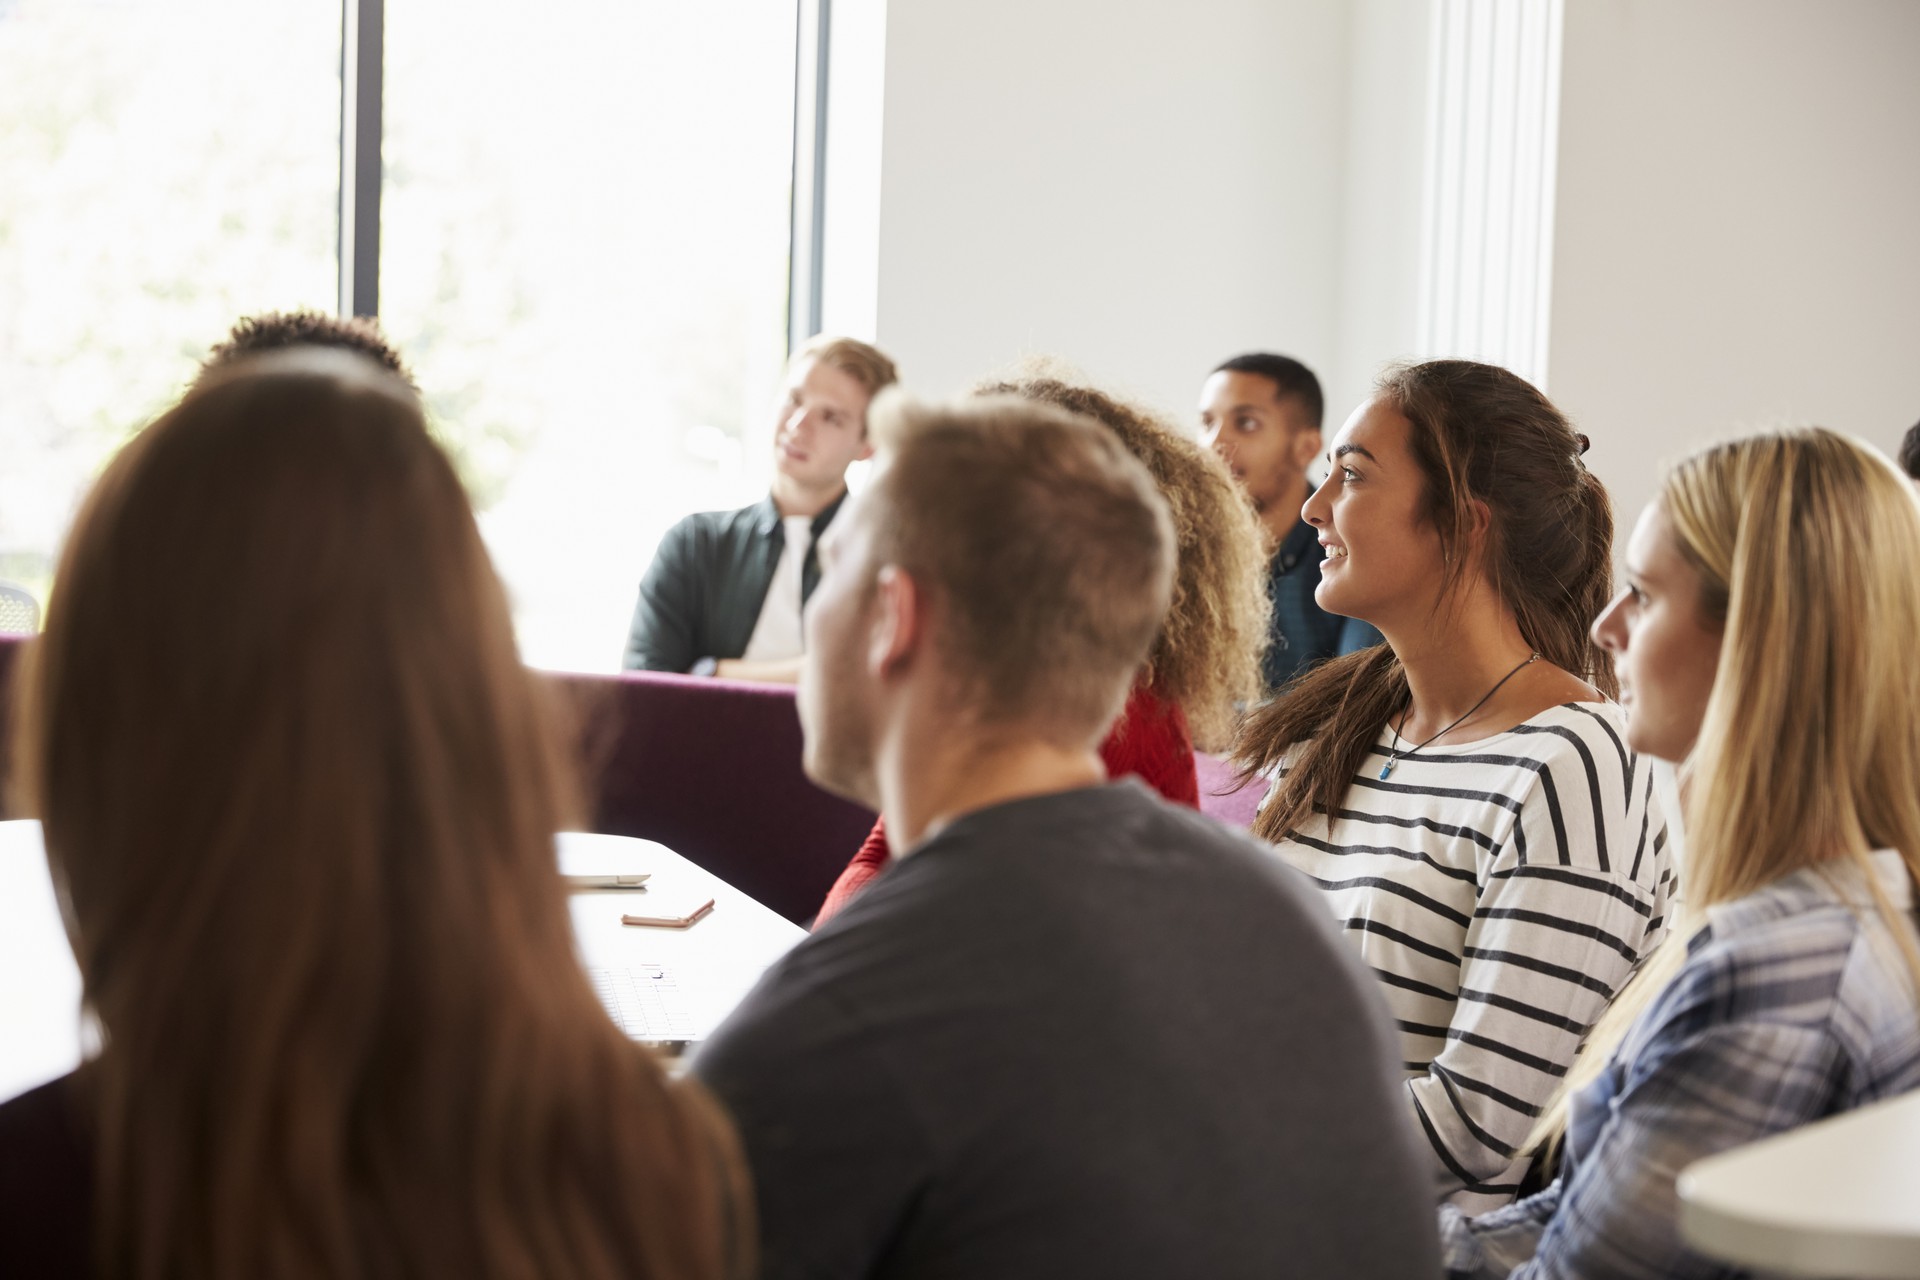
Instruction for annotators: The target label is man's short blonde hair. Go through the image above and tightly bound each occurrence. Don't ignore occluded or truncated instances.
[863,394,1176,742]
[794,335,899,399]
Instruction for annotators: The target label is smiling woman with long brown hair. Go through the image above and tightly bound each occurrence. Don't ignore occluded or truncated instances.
[1235,359,1674,1213]
[0,350,747,1280]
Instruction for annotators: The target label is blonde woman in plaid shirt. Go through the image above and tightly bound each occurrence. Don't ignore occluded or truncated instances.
[1443,427,1920,1278]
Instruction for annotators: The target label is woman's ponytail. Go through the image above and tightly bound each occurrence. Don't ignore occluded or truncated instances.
[1571,466,1618,697]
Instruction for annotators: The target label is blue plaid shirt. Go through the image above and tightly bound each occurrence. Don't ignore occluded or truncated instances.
[1265,516,1383,690]
[1441,851,1920,1279]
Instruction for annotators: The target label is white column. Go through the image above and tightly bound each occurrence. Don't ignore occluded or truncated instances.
[1418,0,1564,388]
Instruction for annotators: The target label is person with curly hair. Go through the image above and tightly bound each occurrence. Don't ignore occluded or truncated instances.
[811,373,1271,925]
[193,308,418,391]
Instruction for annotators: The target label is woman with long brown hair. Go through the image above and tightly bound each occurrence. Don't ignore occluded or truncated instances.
[1235,359,1674,1211]
[0,350,746,1279]
[1443,428,1920,1277]
[812,374,1272,924]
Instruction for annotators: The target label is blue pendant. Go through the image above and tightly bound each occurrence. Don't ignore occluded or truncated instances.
[1378,761,1394,780]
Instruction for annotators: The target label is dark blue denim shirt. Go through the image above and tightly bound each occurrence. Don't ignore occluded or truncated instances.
[1264,516,1383,690]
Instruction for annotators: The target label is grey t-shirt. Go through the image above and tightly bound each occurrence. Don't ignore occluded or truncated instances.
[692,781,1440,1280]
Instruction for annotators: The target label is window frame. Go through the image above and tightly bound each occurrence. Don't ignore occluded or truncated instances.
[333,0,820,349]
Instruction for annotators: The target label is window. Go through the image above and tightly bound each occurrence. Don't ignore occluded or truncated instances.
[0,0,803,672]
[382,0,801,671]
[0,0,339,605]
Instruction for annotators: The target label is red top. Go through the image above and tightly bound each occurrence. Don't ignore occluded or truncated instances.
[812,684,1197,927]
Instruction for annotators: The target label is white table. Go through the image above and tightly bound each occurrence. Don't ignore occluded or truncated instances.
[0,820,804,1104]
[0,819,84,1104]
[1679,1089,1920,1278]
[559,831,804,1040]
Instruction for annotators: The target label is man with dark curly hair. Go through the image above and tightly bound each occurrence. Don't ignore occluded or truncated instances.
[1900,419,1920,483]
[623,335,898,681]
[194,310,418,392]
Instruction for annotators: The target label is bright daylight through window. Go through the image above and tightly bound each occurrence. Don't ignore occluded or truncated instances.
[0,0,339,609]
[0,0,801,672]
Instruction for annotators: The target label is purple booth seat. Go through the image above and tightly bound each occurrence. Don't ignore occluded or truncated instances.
[0,636,871,925]
[1195,750,1263,830]
[0,635,19,817]
[547,669,875,926]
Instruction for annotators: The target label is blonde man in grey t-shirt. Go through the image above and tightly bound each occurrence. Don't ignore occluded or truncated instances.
[693,394,1438,1280]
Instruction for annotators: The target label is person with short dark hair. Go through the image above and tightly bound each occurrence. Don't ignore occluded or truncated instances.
[693,393,1440,1280]
[1899,418,1920,480]
[1200,352,1382,690]
[194,308,418,391]
[623,335,899,681]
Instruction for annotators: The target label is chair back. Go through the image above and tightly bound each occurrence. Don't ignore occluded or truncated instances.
[0,583,39,635]
[549,669,875,925]
[0,635,21,817]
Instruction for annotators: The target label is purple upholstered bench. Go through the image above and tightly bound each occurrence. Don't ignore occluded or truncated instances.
[0,635,21,815]
[545,669,874,926]
[0,633,1255,920]
[0,636,872,926]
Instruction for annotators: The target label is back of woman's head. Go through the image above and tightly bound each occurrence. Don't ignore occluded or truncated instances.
[1663,427,1920,905]
[1239,359,1613,838]
[974,375,1270,749]
[18,350,743,1280]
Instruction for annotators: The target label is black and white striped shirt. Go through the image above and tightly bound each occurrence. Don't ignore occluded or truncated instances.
[1268,702,1673,1214]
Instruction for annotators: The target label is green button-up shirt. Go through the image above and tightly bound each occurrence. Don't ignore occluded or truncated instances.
[623,491,848,672]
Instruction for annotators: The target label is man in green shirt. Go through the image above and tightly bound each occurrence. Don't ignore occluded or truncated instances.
[623,335,898,680]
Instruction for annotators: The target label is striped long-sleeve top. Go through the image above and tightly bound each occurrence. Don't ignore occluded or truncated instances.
[1268,701,1674,1213]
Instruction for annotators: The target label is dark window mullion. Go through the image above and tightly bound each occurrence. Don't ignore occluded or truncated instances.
[338,0,384,318]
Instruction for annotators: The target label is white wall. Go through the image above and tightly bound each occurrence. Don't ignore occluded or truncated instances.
[840,0,1920,509]
[1330,0,1431,423]
[1548,0,1920,534]
[865,0,1356,426]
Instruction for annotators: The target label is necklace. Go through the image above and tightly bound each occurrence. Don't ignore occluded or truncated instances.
[1378,652,1540,781]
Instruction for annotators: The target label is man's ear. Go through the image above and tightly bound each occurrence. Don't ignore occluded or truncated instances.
[869,564,921,679]
[1291,426,1324,472]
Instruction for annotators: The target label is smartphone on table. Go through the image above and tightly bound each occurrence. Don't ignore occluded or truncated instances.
[621,895,716,929]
